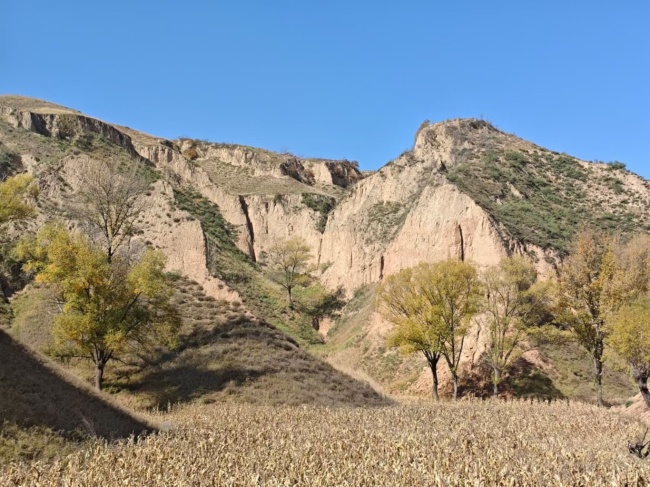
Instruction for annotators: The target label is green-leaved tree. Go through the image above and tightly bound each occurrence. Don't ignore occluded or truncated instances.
[379,266,444,400]
[379,259,481,400]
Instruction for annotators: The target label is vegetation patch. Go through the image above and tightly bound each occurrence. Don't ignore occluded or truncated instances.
[301,193,335,232]
[447,149,645,254]
[172,187,324,345]
[365,201,406,244]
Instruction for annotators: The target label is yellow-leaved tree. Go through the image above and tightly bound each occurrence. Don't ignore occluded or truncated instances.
[19,225,181,390]
[379,259,481,400]
[0,174,37,226]
[379,266,444,400]
[0,174,37,301]
[557,229,650,406]
[264,236,313,306]
[608,298,650,408]
[481,256,552,397]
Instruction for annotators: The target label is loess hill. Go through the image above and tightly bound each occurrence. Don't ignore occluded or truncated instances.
[1,95,649,410]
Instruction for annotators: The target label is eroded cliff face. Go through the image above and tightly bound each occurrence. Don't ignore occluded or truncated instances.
[0,99,558,302]
[317,120,539,292]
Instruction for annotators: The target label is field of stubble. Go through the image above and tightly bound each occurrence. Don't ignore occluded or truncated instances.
[5,400,650,486]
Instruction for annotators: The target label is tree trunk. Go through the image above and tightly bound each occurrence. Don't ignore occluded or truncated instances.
[95,363,104,391]
[452,374,459,400]
[287,287,293,307]
[427,359,440,401]
[594,355,604,407]
[493,367,500,397]
[633,369,650,409]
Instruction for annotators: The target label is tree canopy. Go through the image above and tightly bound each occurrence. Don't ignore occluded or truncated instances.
[20,225,180,390]
[557,229,650,406]
[264,236,313,306]
[0,174,37,226]
[0,174,37,302]
[379,259,482,400]
[608,298,650,408]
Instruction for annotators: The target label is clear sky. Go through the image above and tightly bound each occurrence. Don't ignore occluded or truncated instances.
[3,1,649,178]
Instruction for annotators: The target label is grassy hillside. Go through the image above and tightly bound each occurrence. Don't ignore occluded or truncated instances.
[6,400,650,485]
[7,276,388,411]
[0,331,151,464]
[121,276,389,409]
[443,121,650,255]
[172,186,325,345]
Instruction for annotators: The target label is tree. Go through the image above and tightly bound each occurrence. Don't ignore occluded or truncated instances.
[295,283,345,330]
[481,257,551,396]
[424,260,482,399]
[69,160,149,263]
[0,174,37,300]
[608,298,650,409]
[379,260,481,400]
[20,225,181,390]
[378,266,444,400]
[265,237,313,306]
[0,174,36,226]
[557,229,650,406]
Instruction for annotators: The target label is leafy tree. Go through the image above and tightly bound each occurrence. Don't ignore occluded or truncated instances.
[265,237,313,306]
[608,298,650,408]
[481,257,551,396]
[20,225,181,390]
[379,260,481,400]
[379,266,444,400]
[295,283,345,330]
[424,260,482,399]
[0,174,37,226]
[69,160,149,263]
[0,174,37,301]
[557,229,650,406]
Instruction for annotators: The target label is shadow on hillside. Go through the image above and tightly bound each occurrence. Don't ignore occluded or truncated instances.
[126,315,392,409]
[508,357,566,400]
[0,331,152,440]
[458,357,566,400]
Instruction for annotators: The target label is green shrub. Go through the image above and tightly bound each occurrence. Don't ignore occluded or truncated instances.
[301,193,335,233]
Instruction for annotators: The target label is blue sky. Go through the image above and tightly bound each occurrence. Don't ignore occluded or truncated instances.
[3,1,649,178]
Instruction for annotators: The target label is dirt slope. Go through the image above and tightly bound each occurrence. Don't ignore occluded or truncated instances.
[0,330,151,438]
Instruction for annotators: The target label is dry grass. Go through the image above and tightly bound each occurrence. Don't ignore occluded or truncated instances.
[5,400,650,486]
[0,95,81,115]
[0,331,152,465]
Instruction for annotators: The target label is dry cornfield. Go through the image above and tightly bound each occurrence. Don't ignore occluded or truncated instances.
[4,400,650,486]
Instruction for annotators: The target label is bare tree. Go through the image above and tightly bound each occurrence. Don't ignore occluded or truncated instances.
[70,160,149,262]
